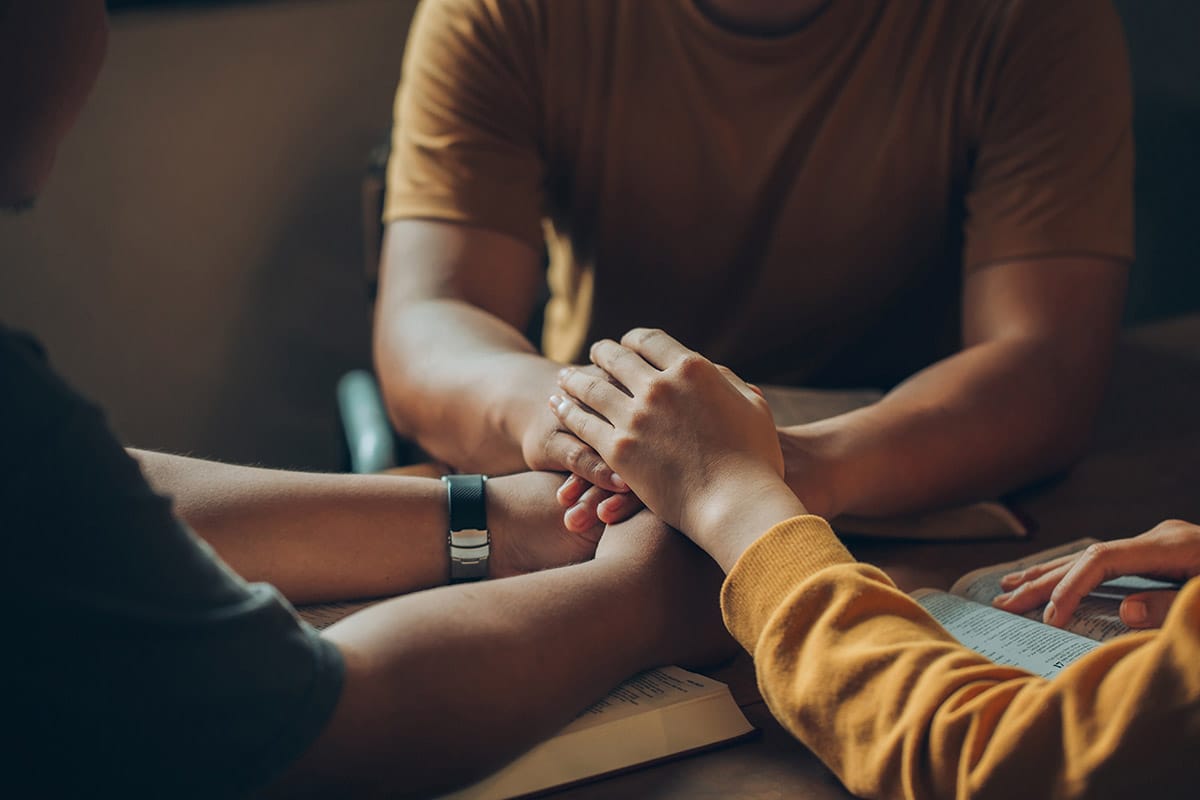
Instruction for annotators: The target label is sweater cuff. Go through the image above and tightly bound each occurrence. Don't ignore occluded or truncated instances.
[720,515,854,653]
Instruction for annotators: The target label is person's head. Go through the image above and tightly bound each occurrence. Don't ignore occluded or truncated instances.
[0,0,108,211]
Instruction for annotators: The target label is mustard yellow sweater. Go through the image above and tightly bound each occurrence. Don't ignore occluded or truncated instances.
[721,516,1200,800]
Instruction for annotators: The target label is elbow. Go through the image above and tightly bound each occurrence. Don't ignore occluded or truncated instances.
[370,311,428,440]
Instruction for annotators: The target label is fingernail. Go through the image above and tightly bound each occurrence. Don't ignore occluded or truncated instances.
[558,367,572,381]
[1044,601,1058,625]
[548,394,563,409]
[1123,599,1147,624]
[610,473,628,491]
[993,591,1011,605]
[999,573,1021,589]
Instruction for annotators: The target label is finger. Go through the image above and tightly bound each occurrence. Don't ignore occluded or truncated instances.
[557,473,589,507]
[565,485,612,533]
[588,339,656,393]
[597,491,644,525]
[541,411,627,492]
[993,563,1072,613]
[1044,539,1165,626]
[557,366,630,423]
[999,552,1082,590]
[619,327,695,370]
[1120,590,1179,629]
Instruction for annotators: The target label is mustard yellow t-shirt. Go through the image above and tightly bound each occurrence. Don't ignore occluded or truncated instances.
[722,516,1200,799]
[386,0,1133,388]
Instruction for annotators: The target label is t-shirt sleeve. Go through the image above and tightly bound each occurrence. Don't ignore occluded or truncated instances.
[962,0,1134,269]
[1,328,343,798]
[384,0,546,251]
[721,516,1200,799]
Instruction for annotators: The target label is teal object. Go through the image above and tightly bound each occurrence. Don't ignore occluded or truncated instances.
[336,369,397,473]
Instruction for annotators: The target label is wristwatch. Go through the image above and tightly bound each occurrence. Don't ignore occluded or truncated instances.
[441,474,490,583]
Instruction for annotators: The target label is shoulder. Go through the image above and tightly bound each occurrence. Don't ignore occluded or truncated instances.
[956,0,1127,56]
[409,0,546,46]
[934,0,1130,134]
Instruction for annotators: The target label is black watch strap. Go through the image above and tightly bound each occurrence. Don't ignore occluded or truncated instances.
[442,474,489,583]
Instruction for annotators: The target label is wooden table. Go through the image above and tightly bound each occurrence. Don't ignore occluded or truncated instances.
[551,315,1200,799]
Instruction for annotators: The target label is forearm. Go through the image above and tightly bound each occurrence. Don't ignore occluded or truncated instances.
[294,560,662,797]
[132,449,446,603]
[374,297,559,472]
[274,512,718,798]
[784,335,1105,518]
[723,518,1200,800]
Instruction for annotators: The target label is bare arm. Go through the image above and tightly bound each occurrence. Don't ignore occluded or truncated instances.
[132,449,601,604]
[373,220,547,471]
[779,256,1128,518]
[373,219,632,516]
[270,512,731,799]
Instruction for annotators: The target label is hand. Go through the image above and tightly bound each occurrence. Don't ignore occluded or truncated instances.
[594,511,737,669]
[550,328,801,553]
[992,519,1200,628]
[555,473,644,532]
[520,365,635,532]
[487,472,604,578]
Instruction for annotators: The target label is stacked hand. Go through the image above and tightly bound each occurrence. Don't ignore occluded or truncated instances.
[548,328,806,569]
[992,519,1200,629]
[520,364,644,531]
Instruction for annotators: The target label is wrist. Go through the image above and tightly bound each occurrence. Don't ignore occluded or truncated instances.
[779,426,843,519]
[694,475,810,574]
[497,356,564,457]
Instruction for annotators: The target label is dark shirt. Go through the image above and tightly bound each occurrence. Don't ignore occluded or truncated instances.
[1,325,343,797]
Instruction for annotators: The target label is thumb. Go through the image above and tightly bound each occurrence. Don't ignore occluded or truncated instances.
[1119,590,1179,628]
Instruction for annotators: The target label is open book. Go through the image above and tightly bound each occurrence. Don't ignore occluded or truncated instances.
[759,385,1029,541]
[912,538,1173,678]
[441,666,755,800]
[297,605,755,799]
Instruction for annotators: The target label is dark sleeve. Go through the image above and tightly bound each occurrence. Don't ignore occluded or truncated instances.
[1,328,343,798]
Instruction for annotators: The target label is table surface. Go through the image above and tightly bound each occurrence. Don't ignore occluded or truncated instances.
[546,315,1200,799]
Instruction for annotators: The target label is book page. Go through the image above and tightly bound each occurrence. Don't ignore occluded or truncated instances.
[442,666,754,800]
[914,590,1100,678]
[565,666,730,732]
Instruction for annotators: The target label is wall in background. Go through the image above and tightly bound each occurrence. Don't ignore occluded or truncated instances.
[0,0,417,469]
[1112,0,1200,322]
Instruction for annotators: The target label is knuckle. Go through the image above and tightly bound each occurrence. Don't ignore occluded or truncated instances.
[642,377,674,404]
[1081,542,1111,563]
[622,327,658,347]
[1158,519,1188,534]
[675,352,709,378]
[628,407,654,432]
[564,446,591,473]
[610,434,637,461]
